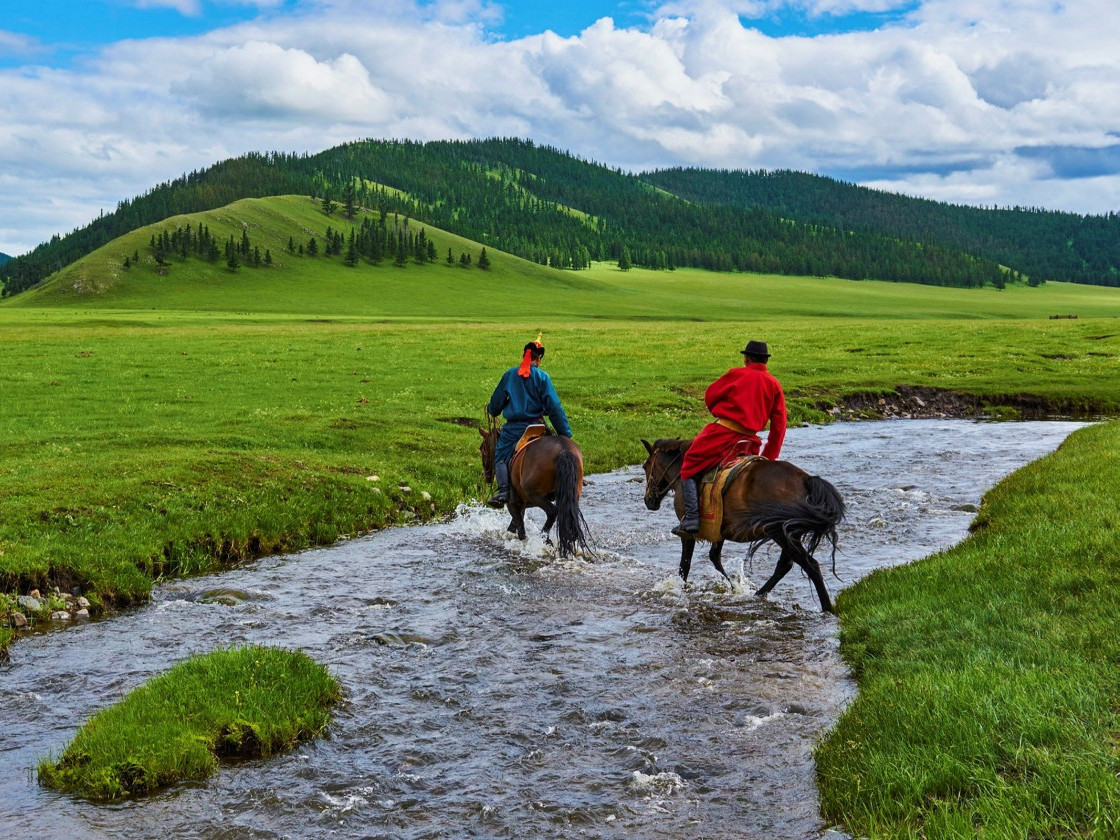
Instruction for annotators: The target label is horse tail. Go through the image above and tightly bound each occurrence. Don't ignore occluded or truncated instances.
[726,475,845,577]
[554,449,592,558]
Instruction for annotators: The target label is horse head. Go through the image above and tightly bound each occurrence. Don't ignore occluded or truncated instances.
[478,426,498,484]
[640,438,687,511]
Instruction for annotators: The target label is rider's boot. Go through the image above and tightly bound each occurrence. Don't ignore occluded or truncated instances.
[671,477,700,537]
[488,460,511,508]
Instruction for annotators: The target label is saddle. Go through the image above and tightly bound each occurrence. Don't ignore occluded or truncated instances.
[514,423,549,454]
[696,453,765,543]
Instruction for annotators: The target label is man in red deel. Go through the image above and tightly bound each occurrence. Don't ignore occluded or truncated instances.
[672,340,788,537]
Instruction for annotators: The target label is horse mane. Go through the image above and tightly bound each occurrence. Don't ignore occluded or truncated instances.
[653,437,693,453]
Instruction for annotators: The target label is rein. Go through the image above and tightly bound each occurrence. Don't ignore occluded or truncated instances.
[648,448,684,501]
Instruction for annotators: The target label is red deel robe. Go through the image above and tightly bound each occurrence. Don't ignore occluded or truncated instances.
[680,362,787,480]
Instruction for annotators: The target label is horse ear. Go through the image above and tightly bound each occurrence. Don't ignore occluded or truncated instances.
[641,439,653,454]
[479,427,487,437]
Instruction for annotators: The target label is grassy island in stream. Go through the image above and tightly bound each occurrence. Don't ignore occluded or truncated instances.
[38,645,341,800]
[816,420,1120,838]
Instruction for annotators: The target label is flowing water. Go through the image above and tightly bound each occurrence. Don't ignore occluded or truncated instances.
[1,419,1087,839]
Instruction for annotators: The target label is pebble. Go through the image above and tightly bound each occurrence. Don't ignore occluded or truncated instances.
[51,611,71,622]
[17,595,41,612]
[11,612,27,628]
[76,608,90,620]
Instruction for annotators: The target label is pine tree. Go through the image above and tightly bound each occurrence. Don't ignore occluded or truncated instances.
[477,247,491,269]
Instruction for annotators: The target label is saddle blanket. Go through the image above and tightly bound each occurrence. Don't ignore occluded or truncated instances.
[697,455,764,543]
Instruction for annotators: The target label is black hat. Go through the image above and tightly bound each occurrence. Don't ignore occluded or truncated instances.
[740,340,770,359]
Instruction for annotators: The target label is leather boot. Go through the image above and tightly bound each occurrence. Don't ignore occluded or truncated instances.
[488,460,510,508]
[672,478,700,536]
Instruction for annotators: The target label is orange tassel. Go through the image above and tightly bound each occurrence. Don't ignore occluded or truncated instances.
[517,347,534,377]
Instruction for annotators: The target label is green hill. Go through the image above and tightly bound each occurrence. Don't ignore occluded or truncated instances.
[0,138,1070,298]
[9,195,600,317]
[14,193,1120,321]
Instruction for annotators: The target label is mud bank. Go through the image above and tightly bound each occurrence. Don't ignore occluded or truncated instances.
[824,385,1114,422]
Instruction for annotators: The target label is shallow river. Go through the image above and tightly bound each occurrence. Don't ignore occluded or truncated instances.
[1,419,1087,839]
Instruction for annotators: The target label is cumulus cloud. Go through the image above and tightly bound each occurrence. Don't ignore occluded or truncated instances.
[2,0,1119,255]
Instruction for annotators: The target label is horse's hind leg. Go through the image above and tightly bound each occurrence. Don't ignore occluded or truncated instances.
[507,500,528,540]
[540,501,557,546]
[800,552,834,614]
[708,541,734,587]
[756,547,794,599]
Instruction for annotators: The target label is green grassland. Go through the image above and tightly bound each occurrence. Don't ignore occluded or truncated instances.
[38,645,341,800]
[3,195,1120,833]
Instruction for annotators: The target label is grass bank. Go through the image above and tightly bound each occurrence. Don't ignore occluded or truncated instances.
[38,645,341,800]
[816,420,1120,837]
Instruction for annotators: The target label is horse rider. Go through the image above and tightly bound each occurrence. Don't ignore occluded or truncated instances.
[486,336,573,508]
[673,339,788,536]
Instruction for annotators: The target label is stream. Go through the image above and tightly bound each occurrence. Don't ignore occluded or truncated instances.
[0,419,1087,838]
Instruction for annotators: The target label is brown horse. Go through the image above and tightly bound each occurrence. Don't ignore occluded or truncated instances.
[640,438,844,613]
[480,427,592,557]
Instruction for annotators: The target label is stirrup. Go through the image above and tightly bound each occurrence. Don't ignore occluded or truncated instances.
[487,492,509,508]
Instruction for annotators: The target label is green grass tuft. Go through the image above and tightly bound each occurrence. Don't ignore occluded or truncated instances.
[38,645,341,801]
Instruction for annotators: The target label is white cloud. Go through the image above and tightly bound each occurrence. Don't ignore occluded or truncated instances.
[2,0,1120,256]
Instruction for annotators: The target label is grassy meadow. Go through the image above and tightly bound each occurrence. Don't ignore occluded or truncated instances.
[3,195,1120,832]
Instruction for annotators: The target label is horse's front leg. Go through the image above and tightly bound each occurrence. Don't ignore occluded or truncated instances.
[679,536,696,583]
[707,541,733,587]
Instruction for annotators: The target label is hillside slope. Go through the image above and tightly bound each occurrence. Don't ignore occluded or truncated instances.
[9,195,606,316]
[642,167,1120,287]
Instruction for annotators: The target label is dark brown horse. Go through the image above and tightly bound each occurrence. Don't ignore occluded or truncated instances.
[480,427,592,557]
[640,438,844,612]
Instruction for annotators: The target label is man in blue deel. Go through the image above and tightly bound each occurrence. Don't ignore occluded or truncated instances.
[486,335,573,507]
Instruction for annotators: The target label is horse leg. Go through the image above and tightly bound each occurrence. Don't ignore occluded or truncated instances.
[540,501,557,546]
[679,536,696,583]
[756,547,794,599]
[799,552,834,614]
[508,499,528,541]
[707,540,734,587]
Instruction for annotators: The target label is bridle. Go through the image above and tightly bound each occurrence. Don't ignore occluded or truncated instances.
[645,447,684,504]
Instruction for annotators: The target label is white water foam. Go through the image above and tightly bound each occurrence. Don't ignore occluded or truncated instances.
[629,770,687,796]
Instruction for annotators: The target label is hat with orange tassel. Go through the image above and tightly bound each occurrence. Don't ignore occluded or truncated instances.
[517,333,545,378]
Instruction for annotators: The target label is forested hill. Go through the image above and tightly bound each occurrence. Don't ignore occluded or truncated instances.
[0,252,10,266]
[3,137,1111,297]
[644,168,1120,287]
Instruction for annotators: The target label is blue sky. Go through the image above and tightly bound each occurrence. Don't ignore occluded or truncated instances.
[1,0,1119,255]
[2,0,916,64]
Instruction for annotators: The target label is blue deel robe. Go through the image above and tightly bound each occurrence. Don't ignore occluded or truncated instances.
[488,364,572,464]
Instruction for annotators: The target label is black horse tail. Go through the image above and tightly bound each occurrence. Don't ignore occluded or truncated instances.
[726,475,845,577]
[554,450,592,558]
